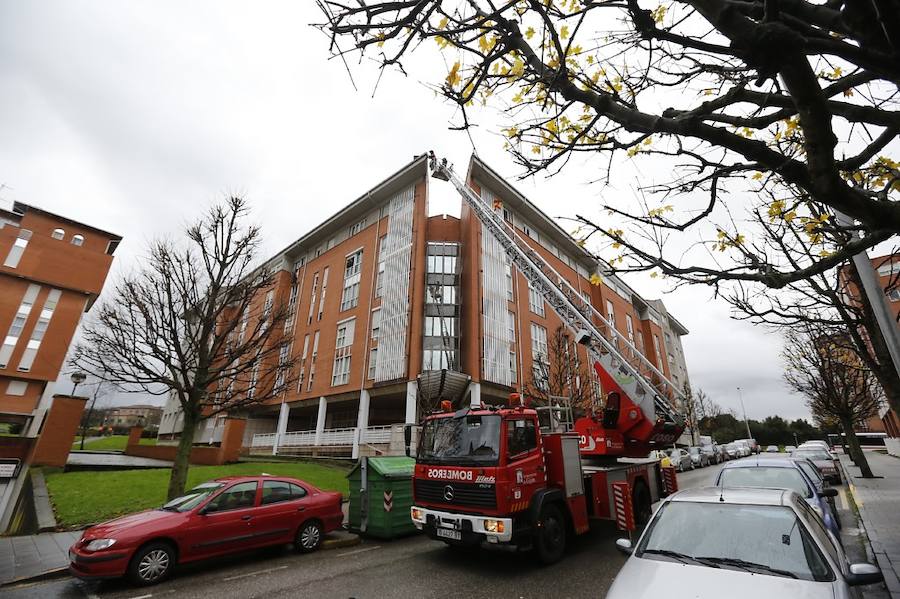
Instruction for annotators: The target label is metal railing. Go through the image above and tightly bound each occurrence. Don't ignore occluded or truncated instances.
[252,426,394,450]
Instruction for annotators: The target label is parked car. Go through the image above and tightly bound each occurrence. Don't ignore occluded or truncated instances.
[801,440,832,451]
[724,443,741,459]
[608,487,883,599]
[700,444,720,465]
[785,445,797,452]
[735,438,760,454]
[735,440,753,457]
[688,446,709,468]
[792,447,842,484]
[667,448,694,472]
[793,457,842,530]
[765,445,779,453]
[715,457,841,539]
[68,476,344,586]
[717,444,730,462]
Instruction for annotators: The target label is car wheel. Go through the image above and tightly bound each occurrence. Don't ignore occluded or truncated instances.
[295,520,324,553]
[127,542,175,586]
[534,504,566,565]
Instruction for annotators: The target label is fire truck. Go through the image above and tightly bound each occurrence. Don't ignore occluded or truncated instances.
[406,153,685,563]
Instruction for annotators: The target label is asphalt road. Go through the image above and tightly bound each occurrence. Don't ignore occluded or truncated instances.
[4,457,735,599]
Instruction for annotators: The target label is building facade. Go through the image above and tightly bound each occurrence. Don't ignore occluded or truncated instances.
[104,405,163,430]
[158,155,692,458]
[0,201,120,530]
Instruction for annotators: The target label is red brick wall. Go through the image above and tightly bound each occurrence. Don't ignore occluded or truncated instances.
[31,395,88,467]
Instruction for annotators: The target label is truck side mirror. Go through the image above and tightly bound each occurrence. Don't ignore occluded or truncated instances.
[404,424,413,457]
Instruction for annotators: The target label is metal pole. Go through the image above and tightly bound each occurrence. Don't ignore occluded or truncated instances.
[80,384,102,450]
[834,211,900,376]
[737,387,752,441]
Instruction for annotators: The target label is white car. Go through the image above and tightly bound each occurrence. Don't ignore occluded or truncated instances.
[608,487,883,599]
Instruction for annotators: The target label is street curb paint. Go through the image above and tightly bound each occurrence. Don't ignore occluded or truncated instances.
[0,566,69,589]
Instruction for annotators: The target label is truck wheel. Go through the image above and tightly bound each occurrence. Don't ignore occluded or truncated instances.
[534,504,566,564]
[633,482,652,530]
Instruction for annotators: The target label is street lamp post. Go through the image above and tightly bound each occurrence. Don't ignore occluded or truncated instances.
[737,387,753,449]
[70,372,86,396]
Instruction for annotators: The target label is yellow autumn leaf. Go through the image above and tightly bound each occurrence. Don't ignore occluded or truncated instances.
[525,26,535,39]
[590,274,603,286]
[752,172,763,180]
[446,61,461,87]
[560,25,570,39]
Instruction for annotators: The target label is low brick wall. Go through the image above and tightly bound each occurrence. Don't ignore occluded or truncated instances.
[125,418,246,466]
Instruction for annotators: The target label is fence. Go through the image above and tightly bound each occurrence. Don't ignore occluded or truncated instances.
[251,425,396,451]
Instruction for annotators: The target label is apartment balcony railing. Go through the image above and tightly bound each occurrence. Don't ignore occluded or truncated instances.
[250,425,394,449]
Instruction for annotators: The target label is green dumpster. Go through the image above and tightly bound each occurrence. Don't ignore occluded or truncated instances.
[347,456,417,539]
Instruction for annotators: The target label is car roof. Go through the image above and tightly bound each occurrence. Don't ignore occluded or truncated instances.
[668,486,794,506]
[212,475,299,483]
[721,457,800,469]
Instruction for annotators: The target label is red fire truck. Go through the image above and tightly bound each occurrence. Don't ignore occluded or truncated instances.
[406,154,685,563]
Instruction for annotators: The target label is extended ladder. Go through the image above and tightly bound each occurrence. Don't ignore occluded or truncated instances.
[428,152,684,428]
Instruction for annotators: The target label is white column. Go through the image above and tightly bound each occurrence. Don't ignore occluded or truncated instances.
[468,382,482,409]
[314,397,327,446]
[405,380,418,424]
[272,402,290,455]
[352,389,371,459]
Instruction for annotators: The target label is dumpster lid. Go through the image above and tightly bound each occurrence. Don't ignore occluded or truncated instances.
[348,456,416,479]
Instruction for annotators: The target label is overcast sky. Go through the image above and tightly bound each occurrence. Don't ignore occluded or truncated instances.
[0,1,808,420]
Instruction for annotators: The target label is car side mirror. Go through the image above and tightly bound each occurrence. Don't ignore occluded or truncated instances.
[846,563,883,586]
[615,538,633,555]
[404,424,413,458]
[819,488,838,498]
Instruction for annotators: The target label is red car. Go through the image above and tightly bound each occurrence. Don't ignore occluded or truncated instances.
[68,475,343,586]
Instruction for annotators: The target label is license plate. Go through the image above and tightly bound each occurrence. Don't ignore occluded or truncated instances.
[436,528,461,540]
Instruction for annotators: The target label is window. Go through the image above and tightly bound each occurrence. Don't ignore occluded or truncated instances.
[348,219,365,237]
[371,308,381,339]
[340,250,363,311]
[331,319,355,386]
[423,348,452,370]
[307,272,319,325]
[606,300,616,328]
[0,284,40,368]
[528,282,545,316]
[502,207,512,223]
[425,316,455,337]
[426,285,456,304]
[261,480,307,505]
[653,334,663,370]
[522,224,532,238]
[3,229,31,268]
[71,234,84,246]
[318,267,329,321]
[507,310,516,341]
[307,331,320,391]
[52,228,65,240]
[6,380,28,396]
[375,236,387,298]
[531,323,549,365]
[886,288,900,302]
[625,314,635,345]
[507,419,537,457]
[877,261,900,276]
[426,254,457,275]
[368,347,377,379]
[204,481,258,512]
[506,263,514,302]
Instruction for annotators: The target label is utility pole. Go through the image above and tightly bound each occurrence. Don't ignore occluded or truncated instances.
[737,387,753,441]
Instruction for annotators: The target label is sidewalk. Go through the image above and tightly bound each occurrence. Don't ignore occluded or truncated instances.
[0,531,79,586]
[841,451,900,598]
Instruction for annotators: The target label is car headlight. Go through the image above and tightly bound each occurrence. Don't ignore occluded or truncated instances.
[85,539,117,552]
[484,519,505,533]
[410,507,424,522]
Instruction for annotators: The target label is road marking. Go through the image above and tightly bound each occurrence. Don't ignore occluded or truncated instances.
[222,565,288,582]
[127,595,153,599]
[337,545,381,557]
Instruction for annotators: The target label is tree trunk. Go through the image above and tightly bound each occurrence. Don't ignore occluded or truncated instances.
[843,419,875,478]
[167,410,199,500]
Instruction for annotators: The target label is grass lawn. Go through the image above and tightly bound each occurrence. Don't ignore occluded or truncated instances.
[44,461,351,528]
[71,436,157,451]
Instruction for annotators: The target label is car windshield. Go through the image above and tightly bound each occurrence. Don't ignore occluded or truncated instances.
[637,501,832,581]
[418,414,501,465]
[161,482,225,512]
[688,447,701,455]
[793,450,831,461]
[719,466,812,498]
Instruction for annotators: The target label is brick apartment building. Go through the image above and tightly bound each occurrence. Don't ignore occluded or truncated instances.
[0,201,120,529]
[158,154,692,458]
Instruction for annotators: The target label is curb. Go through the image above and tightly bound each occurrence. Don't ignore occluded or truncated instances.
[0,566,69,589]
[322,531,362,550]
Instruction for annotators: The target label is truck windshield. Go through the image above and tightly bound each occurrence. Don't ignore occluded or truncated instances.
[418,414,501,465]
